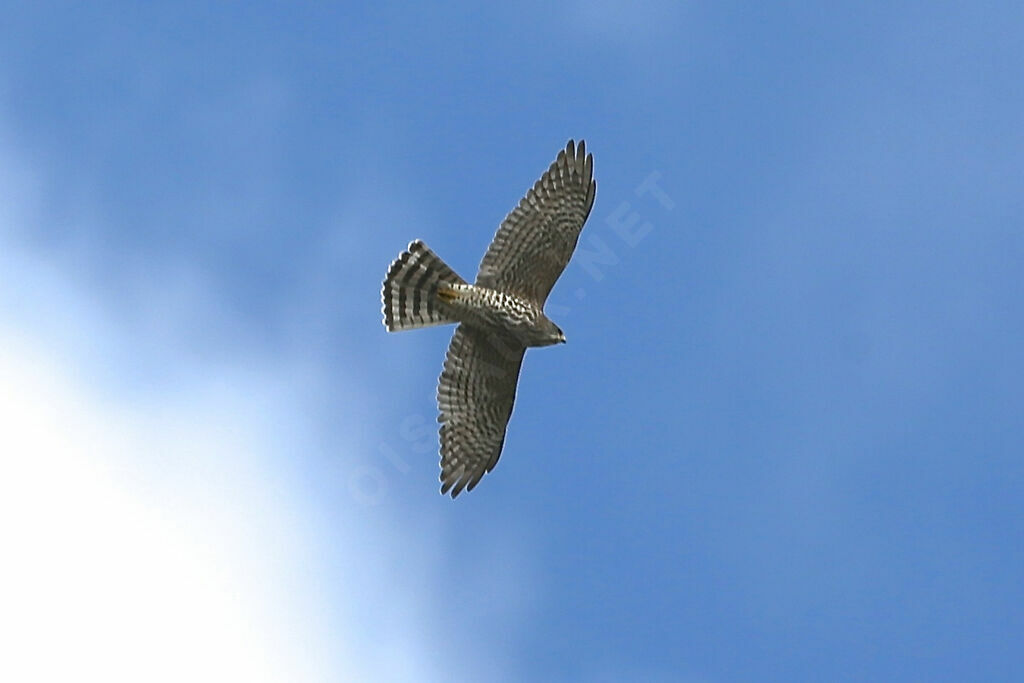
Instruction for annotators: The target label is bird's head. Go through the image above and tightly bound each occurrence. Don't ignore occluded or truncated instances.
[531,316,566,347]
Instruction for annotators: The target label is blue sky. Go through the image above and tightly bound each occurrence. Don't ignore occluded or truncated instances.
[2,2,1022,681]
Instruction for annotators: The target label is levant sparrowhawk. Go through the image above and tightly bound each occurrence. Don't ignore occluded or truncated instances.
[382,140,596,497]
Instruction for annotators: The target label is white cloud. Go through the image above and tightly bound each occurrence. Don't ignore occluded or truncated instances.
[0,133,345,681]
[0,325,345,682]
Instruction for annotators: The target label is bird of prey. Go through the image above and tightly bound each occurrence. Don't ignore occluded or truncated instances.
[381,140,596,497]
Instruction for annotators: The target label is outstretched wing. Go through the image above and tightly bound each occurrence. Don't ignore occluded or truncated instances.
[437,324,526,498]
[475,139,596,306]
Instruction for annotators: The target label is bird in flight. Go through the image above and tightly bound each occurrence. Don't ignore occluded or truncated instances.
[382,140,596,497]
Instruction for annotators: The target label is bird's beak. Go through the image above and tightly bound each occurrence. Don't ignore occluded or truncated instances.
[559,333,567,344]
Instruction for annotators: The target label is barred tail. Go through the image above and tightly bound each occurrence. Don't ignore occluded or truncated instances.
[382,240,466,332]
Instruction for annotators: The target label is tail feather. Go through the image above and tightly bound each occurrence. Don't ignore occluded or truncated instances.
[382,240,466,332]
